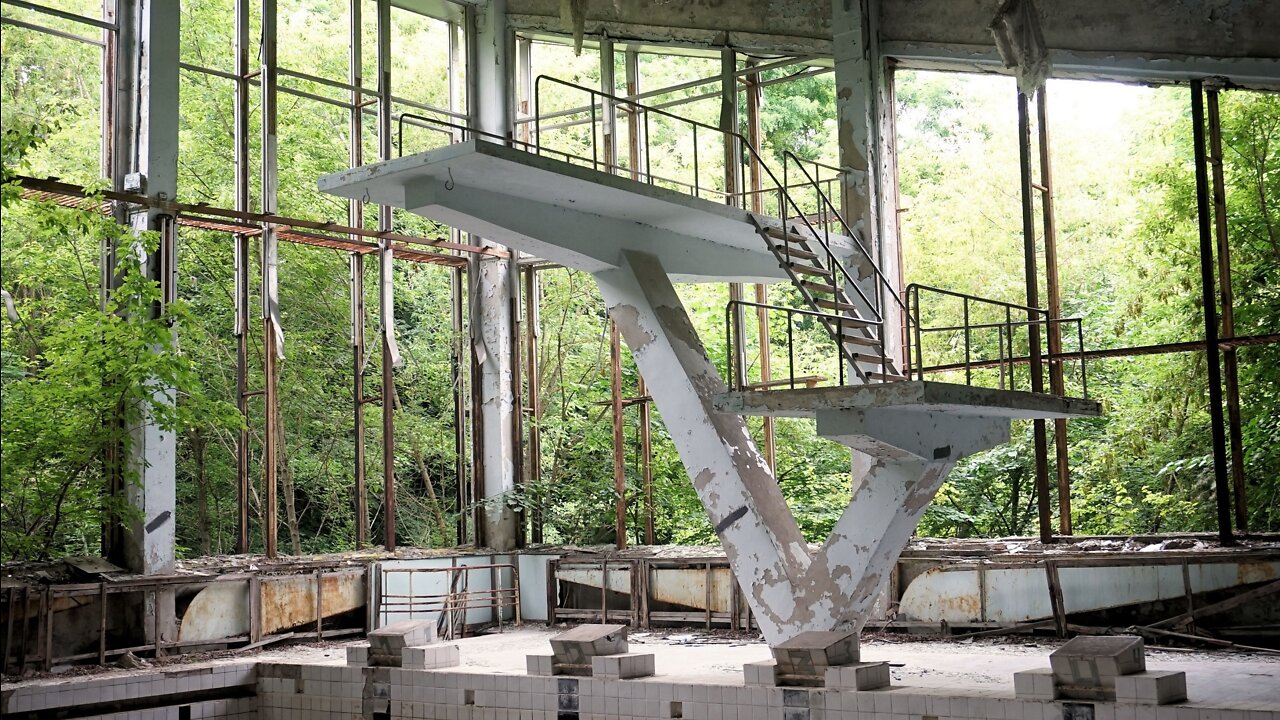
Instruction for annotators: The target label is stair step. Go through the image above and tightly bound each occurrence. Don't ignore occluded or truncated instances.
[769,245,819,261]
[800,280,841,295]
[821,315,877,331]
[788,262,833,279]
[813,298,860,313]
[863,370,906,382]
[840,334,882,349]
[763,225,816,243]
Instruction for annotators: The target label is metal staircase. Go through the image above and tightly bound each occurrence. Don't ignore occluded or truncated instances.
[750,214,904,384]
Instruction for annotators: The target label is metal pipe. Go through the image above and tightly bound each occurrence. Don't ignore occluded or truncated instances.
[349,0,368,550]
[376,0,396,551]
[232,0,251,555]
[1017,91,1052,545]
[261,0,281,559]
[611,319,626,549]
[1207,87,1248,532]
[1037,89,1073,536]
[525,268,543,543]
[1191,80,1235,547]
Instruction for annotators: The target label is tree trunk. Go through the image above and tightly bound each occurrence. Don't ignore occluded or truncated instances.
[276,417,303,555]
[194,428,211,556]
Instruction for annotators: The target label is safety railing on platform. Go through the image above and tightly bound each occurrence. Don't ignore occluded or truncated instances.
[907,283,1089,398]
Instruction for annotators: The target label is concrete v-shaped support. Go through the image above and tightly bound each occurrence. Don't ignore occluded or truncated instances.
[595,250,1011,647]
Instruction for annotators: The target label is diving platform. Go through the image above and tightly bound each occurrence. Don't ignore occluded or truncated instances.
[715,380,1102,419]
[317,139,859,284]
[319,136,1103,651]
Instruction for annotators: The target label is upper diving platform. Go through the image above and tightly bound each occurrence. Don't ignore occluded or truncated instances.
[318,139,860,284]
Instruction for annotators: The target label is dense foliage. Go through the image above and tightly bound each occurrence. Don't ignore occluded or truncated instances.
[1,2,1276,561]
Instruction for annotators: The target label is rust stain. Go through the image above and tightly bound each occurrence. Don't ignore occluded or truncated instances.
[1238,560,1277,585]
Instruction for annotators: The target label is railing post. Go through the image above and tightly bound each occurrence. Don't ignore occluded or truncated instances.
[692,125,700,198]
[1005,306,1014,391]
[787,313,795,390]
[1078,320,1088,399]
[963,297,971,385]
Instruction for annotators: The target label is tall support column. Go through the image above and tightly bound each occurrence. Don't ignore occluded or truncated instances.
[232,0,252,554]
[744,63,775,471]
[109,0,180,642]
[349,0,369,549]
[831,0,901,362]
[1191,81,1235,547]
[722,47,748,396]
[623,49,655,544]
[600,35,616,170]
[468,0,519,551]
[1207,88,1248,532]
[448,18,469,545]
[525,268,543,543]
[1037,90,1072,536]
[376,0,400,551]
[260,0,282,559]
[1017,91,1053,545]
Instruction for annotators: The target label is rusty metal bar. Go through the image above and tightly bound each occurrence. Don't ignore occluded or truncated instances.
[1207,88,1248,532]
[349,0,368,550]
[98,582,107,665]
[611,320,626,549]
[1017,90,1052,545]
[1191,80,1235,547]
[744,62,775,471]
[376,0,396,552]
[16,175,506,260]
[232,0,252,555]
[1037,89,1072,536]
[260,0,280,560]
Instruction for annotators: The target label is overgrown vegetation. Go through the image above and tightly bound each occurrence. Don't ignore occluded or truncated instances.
[1,3,1276,561]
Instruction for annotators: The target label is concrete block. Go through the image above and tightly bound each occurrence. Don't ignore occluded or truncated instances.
[770,630,859,687]
[1114,671,1188,705]
[368,620,439,666]
[824,662,890,691]
[403,644,460,670]
[592,653,656,679]
[743,660,778,687]
[1050,636,1146,683]
[1013,668,1057,701]
[346,645,369,666]
[550,624,628,676]
[527,653,556,676]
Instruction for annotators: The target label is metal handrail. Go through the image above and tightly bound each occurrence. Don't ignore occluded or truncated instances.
[533,75,911,383]
[726,299,877,390]
[906,283,1088,397]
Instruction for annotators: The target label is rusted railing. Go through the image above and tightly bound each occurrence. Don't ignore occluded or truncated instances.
[378,562,520,639]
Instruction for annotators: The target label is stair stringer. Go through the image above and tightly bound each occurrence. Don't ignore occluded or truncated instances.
[593,249,1013,646]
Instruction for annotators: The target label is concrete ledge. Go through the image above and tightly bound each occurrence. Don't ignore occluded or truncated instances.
[825,662,891,691]
[402,644,460,670]
[368,620,438,667]
[1013,668,1057,701]
[744,659,778,686]
[1115,670,1188,705]
[345,645,368,666]
[527,653,556,676]
[591,652,656,679]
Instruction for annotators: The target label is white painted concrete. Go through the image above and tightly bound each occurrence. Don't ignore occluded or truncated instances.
[317,140,859,284]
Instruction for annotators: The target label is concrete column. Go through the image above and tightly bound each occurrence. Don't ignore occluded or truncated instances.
[594,251,1011,644]
[110,0,180,645]
[468,0,519,551]
[831,0,902,364]
[111,0,179,577]
[594,251,812,643]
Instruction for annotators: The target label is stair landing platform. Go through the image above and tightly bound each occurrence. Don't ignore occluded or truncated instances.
[318,139,859,283]
[713,380,1101,420]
